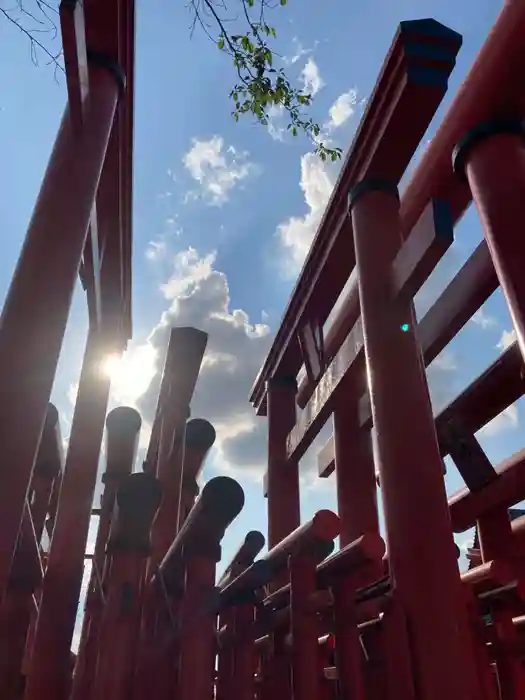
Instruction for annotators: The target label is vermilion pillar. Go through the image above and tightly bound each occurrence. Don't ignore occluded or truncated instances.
[477,510,525,699]
[0,59,121,599]
[349,181,479,700]
[24,328,115,700]
[333,400,378,546]
[266,376,300,549]
[289,553,319,700]
[453,120,525,360]
[71,406,142,700]
[30,404,63,541]
[92,473,161,700]
[177,556,218,700]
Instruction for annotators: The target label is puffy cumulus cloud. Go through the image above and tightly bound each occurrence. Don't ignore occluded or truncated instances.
[130,248,273,476]
[276,152,336,274]
[161,249,216,300]
[324,89,358,130]
[497,328,517,351]
[182,136,254,206]
[300,57,324,97]
[274,88,363,275]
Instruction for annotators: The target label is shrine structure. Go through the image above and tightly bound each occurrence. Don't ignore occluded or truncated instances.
[1,1,525,700]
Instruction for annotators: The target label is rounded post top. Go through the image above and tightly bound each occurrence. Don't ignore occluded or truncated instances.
[106,405,142,436]
[185,418,216,451]
[45,403,59,429]
[200,476,245,521]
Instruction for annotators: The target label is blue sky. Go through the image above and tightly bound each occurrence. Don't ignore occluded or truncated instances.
[0,0,519,645]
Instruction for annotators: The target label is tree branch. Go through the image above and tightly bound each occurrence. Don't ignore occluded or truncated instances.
[188,0,342,161]
[0,0,63,73]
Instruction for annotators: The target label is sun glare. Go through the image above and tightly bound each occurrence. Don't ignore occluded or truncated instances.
[101,353,122,379]
[100,345,157,405]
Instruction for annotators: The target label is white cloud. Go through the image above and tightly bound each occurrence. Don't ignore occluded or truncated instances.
[161,248,216,300]
[183,136,254,206]
[479,404,519,437]
[471,308,497,330]
[427,350,460,413]
[497,328,517,351]
[146,239,167,261]
[107,345,158,409]
[266,103,287,142]
[127,248,273,476]
[274,87,364,274]
[300,57,324,97]
[284,37,317,66]
[325,89,358,130]
[431,350,458,372]
[68,382,79,407]
[276,152,335,274]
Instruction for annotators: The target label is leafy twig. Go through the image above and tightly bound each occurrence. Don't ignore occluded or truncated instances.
[189,0,342,161]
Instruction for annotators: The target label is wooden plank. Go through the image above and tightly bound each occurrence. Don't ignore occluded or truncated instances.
[318,436,335,478]
[286,319,364,463]
[441,422,496,492]
[298,320,324,383]
[250,21,462,415]
[60,0,102,325]
[292,199,453,465]
[393,199,454,304]
[60,0,90,130]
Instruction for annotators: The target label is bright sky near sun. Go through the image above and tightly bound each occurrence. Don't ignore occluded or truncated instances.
[0,0,518,647]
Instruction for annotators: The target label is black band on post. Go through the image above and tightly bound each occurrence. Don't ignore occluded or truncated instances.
[452,119,525,181]
[87,49,126,96]
[265,375,298,393]
[347,179,400,212]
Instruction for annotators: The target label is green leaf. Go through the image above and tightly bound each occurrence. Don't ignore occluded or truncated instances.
[218,38,225,50]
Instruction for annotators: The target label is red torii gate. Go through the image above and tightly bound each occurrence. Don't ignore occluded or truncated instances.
[250,4,525,700]
[0,0,134,697]
[3,1,525,700]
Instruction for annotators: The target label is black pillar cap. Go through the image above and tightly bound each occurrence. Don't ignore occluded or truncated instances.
[452,119,525,181]
[348,179,399,212]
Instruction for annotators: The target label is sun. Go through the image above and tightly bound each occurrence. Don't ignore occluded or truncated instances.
[100,345,157,405]
[101,353,122,379]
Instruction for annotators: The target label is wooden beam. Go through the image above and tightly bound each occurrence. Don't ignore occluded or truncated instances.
[289,198,454,464]
[60,0,102,327]
[441,422,496,492]
[286,320,364,463]
[393,199,454,304]
[250,20,462,415]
